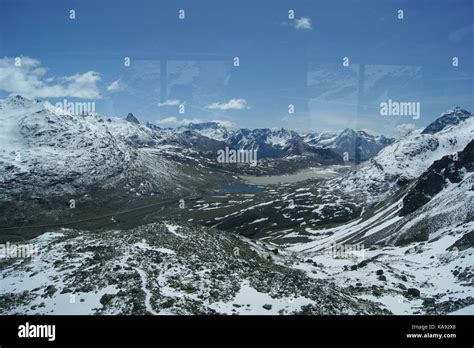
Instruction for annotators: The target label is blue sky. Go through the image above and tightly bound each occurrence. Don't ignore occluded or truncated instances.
[0,0,473,135]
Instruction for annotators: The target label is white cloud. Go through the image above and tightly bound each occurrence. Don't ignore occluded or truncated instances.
[0,56,101,99]
[207,98,247,110]
[282,17,313,30]
[155,116,201,127]
[294,17,312,30]
[394,123,418,137]
[155,116,179,125]
[158,99,181,106]
[212,119,235,128]
[106,79,125,92]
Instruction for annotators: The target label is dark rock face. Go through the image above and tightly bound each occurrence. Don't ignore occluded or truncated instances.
[372,288,383,296]
[100,294,115,305]
[44,285,57,297]
[424,297,474,315]
[400,140,474,217]
[423,298,435,306]
[449,231,474,251]
[422,107,472,134]
[125,113,140,124]
[406,288,420,297]
[146,121,160,130]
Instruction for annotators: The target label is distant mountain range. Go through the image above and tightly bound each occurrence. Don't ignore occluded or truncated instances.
[150,119,394,162]
[1,95,472,204]
[2,95,393,163]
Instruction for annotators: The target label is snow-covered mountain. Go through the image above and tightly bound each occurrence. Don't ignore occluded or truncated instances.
[421,107,472,134]
[2,97,469,206]
[280,139,474,314]
[227,128,307,158]
[0,96,132,198]
[0,96,205,205]
[173,123,309,159]
[177,122,232,142]
[330,107,474,201]
[304,129,393,162]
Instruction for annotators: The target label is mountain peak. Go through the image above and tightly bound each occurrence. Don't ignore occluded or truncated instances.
[339,128,357,137]
[3,95,36,108]
[125,113,140,124]
[422,107,472,134]
[446,106,469,114]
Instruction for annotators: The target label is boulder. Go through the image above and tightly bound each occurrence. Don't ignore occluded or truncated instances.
[407,288,420,297]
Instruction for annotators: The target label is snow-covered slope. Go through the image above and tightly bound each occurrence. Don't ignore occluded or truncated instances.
[0,96,132,198]
[285,140,474,252]
[0,221,387,315]
[0,96,197,202]
[330,108,474,200]
[303,131,339,147]
[279,140,474,314]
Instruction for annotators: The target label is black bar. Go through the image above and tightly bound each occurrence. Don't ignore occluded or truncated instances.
[0,315,471,347]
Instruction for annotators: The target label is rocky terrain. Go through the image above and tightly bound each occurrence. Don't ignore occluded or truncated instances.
[0,222,386,315]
